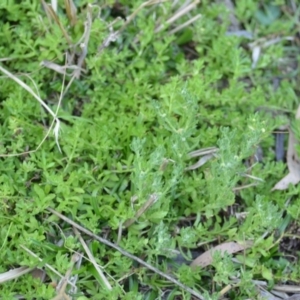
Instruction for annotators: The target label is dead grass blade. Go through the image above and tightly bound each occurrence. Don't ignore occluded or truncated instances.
[123,193,158,228]
[20,245,76,288]
[47,207,205,300]
[51,253,80,300]
[0,58,67,156]
[188,147,218,158]
[98,0,168,53]
[257,286,283,300]
[73,227,112,290]
[51,0,58,12]
[40,60,86,76]
[185,153,215,170]
[272,105,300,190]
[232,182,259,191]
[249,36,294,69]
[185,147,218,170]
[155,0,200,33]
[219,284,233,298]
[41,0,72,45]
[120,0,168,33]
[73,4,93,79]
[169,14,202,34]
[0,57,15,62]
[0,266,34,283]
[64,0,77,26]
[272,285,300,293]
[190,241,253,268]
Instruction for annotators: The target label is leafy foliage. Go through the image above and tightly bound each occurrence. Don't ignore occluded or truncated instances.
[1,0,300,299]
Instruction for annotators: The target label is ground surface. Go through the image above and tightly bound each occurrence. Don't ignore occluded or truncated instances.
[1,1,300,299]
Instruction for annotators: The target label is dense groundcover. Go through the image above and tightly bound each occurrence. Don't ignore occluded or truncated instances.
[1,1,300,299]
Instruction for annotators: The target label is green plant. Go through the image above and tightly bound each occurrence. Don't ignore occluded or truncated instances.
[1,1,300,299]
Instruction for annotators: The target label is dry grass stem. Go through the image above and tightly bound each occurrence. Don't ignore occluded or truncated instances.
[174,0,193,10]
[185,153,215,170]
[51,0,58,12]
[64,0,77,26]
[47,207,205,300]
[240,173,264,182]
[123,193,158,228]
[40,60,86,76]
[41,0,72,45]
[73,5,93,79]
[155,0,200,32]
[188,147,219,158]
[98,0,167,53]
[20,245,76,288]
[169,14,201,34]
[232,183,258,191]
[0,64,63,156]
[186,147,218,170]
[0,65,57,119]
[0,266,34,284]
[73,227,112,290]
[51,253,81,300]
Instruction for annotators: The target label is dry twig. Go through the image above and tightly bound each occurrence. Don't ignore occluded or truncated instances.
[47,207,205,300]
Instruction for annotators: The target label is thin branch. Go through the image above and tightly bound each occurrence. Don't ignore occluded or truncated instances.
[47,207,205,300]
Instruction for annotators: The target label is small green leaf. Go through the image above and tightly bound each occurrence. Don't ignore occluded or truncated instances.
[262,265,273,281]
